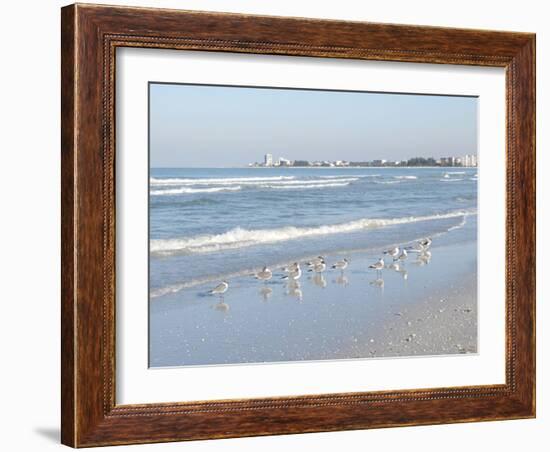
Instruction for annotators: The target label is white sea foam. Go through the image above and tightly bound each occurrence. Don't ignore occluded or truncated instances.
[319,175,370,179]
[151,176,359,188]
[447,215,468,232]
[150,209,476,256]
[260,178,358,185]
[259,182,350,189]
[150,186,242,195]
[393,175,417,180]
[439,178,464,182]
[150,176,294,186]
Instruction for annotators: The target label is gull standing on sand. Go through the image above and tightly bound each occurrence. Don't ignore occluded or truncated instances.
[209,281,228,297]
[306,256,325,268]
[383,246,400,259]
[255,266,272,283]
[369,258,385,277]
[419,237,432,248]
[308,259,326,273]
[407,238,432,254]
[331,258,349,272]
[281,263,302,281]
[281,262,297,272]
[406,244,424,254]
[395,248,408,263]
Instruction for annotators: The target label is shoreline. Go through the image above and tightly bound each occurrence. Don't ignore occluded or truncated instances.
[150,219,478,367]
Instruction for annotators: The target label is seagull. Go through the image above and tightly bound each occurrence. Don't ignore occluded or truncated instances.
[306,256,325,267]
[308,259,326,273]
[419,237,432,248]
[369,258,385,277]
[405,244,425,253]
[281,263,301,281]
[331,258,349,271]
[383,246,400,259]
[281,262,299,272]
[255,266,272,283]
[395,248,408,262]
[209,281,228,297]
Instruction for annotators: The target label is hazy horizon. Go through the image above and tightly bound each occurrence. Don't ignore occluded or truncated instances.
[150,83,478,168]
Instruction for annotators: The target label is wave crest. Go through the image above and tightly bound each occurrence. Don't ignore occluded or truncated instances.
[151,176,294,186]
[150,186,242,195]
[260,182,350,189]
[151,209,476,256]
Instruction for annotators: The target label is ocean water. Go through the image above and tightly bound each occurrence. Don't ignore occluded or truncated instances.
[149,167,477,297]
[149,167,478,367]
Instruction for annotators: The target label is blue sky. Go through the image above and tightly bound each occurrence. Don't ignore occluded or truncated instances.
[149,83,477,168]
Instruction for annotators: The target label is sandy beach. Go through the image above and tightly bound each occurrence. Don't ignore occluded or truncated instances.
[149,214,477,367]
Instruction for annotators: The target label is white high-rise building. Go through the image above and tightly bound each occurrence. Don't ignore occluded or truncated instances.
[264,153,273,166]
[462,154,478,167]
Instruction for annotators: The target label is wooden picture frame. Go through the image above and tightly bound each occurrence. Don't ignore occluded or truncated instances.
[61,3,535,447]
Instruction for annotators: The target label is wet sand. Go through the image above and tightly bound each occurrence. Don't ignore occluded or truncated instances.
[149,218,477,367]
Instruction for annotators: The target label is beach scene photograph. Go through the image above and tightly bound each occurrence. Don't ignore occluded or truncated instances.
[148,82,478,368]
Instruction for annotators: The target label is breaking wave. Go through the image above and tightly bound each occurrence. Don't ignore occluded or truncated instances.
[150,176,294,186]
[150,176,360,195]
[150,209,476,256]
[150,186,242,195]
[259,182,350,189]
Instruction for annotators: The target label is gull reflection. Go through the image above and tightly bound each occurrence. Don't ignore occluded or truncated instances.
[214,301,230,313]
[370,278,385,289]
[333,274,349,286]
[415,250,432,266]
[389,262,408,280]
[259,286,273,302]
[285,280,303,301]
[313,273,327,288]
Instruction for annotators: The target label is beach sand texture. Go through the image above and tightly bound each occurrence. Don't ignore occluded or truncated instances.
[150,217,477,367]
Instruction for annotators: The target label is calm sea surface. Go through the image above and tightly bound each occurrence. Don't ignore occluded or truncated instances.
[149,167,477,298]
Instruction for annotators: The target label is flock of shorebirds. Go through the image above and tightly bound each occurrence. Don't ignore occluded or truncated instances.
[208,237,433,299]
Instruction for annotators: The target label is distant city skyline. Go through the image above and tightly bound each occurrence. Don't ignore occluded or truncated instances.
[149,83,478,168]
[250,153,477,168]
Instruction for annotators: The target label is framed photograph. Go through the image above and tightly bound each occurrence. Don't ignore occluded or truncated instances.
[61,3,535,447]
